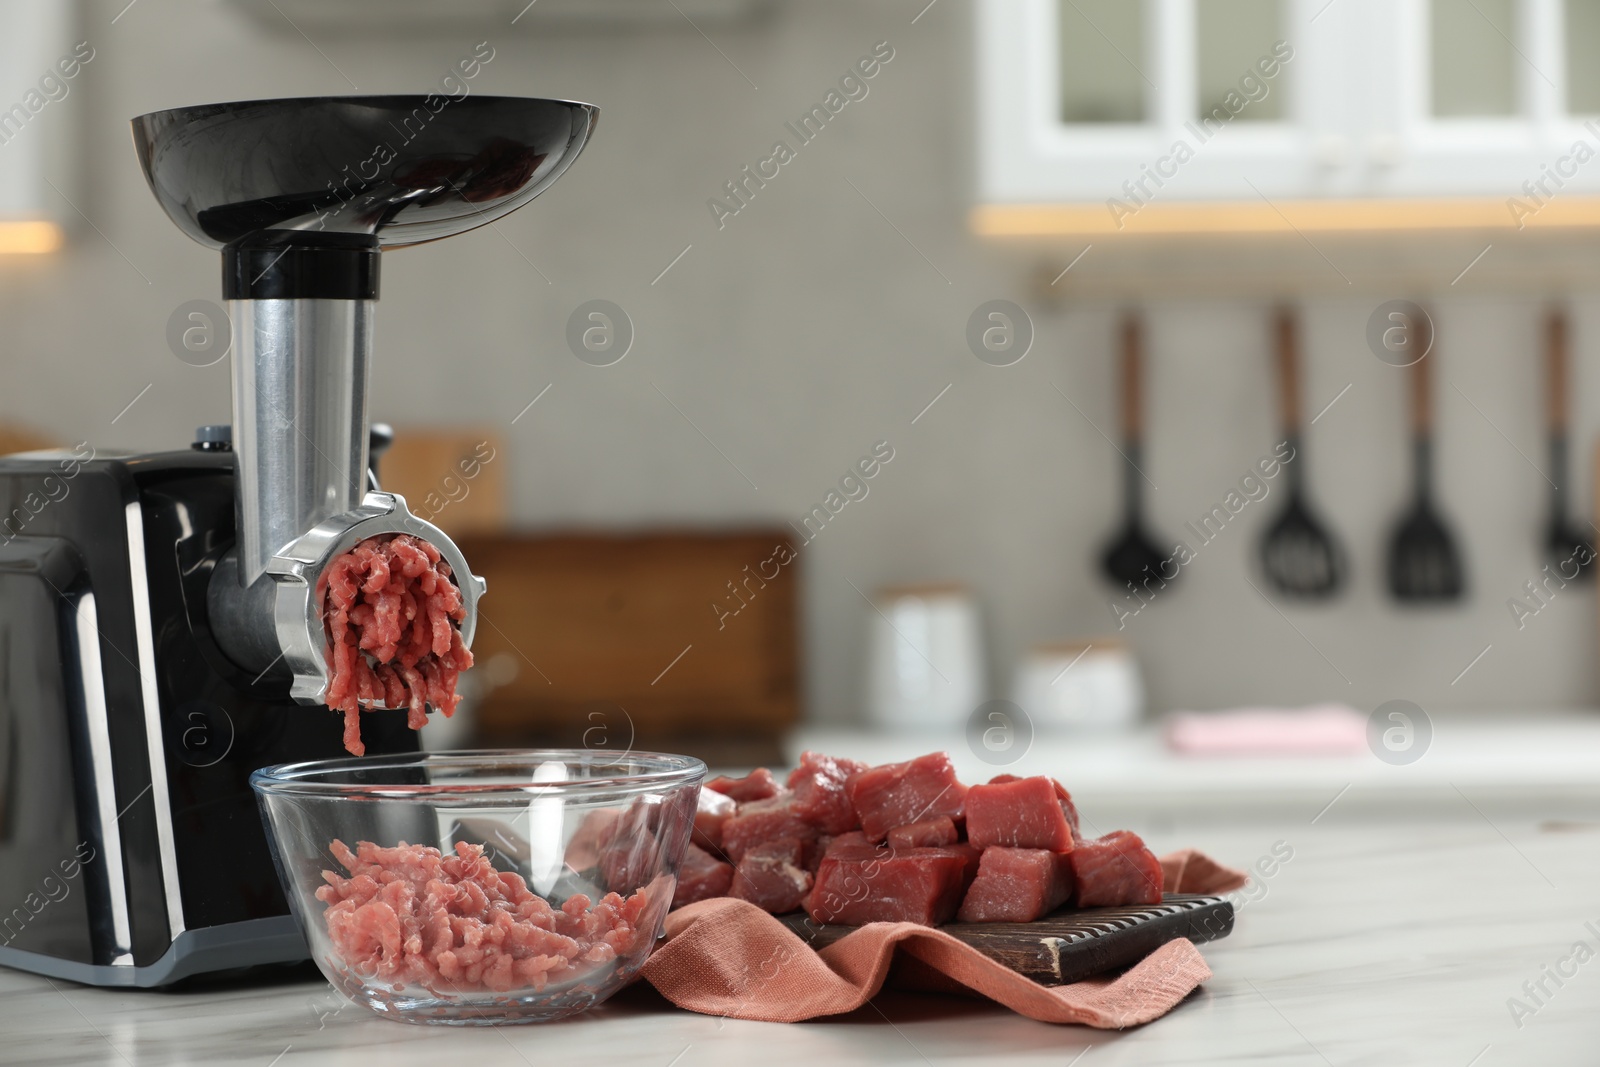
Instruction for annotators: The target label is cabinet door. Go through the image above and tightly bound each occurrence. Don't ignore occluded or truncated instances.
[1357,0,1600,200]
[977,0,1332,207]
[978,0,1600,224]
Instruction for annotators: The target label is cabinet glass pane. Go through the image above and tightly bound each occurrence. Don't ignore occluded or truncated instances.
[1567,0,1600,113]
[1196,0,1284,122]
[1431,0,1516,117]
[1059,0,1146,123]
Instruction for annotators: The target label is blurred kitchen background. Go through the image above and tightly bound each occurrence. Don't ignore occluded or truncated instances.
[5,0,1600,769]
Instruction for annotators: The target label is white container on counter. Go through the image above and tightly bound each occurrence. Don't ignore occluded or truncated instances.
[1011,638,1143,731]
[865,583,986,732]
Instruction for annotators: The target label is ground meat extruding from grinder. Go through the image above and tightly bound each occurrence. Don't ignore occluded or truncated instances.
[322,534,474,756]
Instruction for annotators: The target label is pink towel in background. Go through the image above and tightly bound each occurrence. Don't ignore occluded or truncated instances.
[1164,703,1368,756]
[639,850,1248,1027]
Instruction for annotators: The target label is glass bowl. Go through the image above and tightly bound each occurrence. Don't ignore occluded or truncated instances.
[251,749,704,1024]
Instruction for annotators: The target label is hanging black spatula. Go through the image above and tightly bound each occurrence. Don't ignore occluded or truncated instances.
[1100,312,1173,592]
[1543,309,1595,580]
[1260,308,1346,598]
[1386,332,1465,602]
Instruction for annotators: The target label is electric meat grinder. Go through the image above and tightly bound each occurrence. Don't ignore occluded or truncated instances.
[0,95,597,986]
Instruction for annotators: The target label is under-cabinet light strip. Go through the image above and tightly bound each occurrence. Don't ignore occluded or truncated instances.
[0,220,64,254]
[971,198,1600,237]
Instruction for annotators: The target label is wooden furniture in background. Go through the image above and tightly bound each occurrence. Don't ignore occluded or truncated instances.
[377,428,507,537]
[456,530,800,766]
[0,424,58,456]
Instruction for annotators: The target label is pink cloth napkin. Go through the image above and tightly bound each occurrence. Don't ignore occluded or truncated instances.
[639,849,1247,1026]
[1165,704,1368,755]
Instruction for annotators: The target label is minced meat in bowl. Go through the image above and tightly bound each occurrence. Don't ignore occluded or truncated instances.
[251,750,705,1024]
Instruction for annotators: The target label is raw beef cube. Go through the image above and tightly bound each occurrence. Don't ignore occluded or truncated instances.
[988,774,1082,841]
[730,836,813,914]
[565,808,621,871]
[1069,830,1164,907]
[846,752,969,843]
[673,842,734,908]
[1049,779,1083,842]
[598,800,661,892]
[748,836,805,867]
[785,751,868,834]
[693,788,737,854]
[942,841,983,884]
[809,830,868,872]
[706,767,781,803]
[806,844,970,926]
[786,751,868,790]
[965,776,1077,853]
[956,847,1074,923]
[719,793,818,865]
[885,816,959,849]
[824,830,870,854]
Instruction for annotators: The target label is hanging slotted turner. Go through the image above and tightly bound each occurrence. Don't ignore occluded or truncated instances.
[1260,307,1346,598]
[1385,332,1465,602]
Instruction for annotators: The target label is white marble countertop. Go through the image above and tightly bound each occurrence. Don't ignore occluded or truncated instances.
[5,804,1600,1065]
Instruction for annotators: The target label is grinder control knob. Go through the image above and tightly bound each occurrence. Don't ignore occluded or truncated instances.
[192,424,232,451]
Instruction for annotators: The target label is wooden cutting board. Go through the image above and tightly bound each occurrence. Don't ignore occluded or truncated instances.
[777,894,1233,986]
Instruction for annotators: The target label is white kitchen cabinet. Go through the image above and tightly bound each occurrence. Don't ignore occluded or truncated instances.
[0,1,81,254]
[1374,0,1597,199]
[975,0,1600,233]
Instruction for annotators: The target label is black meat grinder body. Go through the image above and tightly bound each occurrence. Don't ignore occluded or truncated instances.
[0,95,597,986]
[0,446,419,985]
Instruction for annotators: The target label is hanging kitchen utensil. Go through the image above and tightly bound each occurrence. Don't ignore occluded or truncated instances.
[1543,309,1595,580]
[1100,312,1174,592]
[1385,328,1465,602]
[1260,308,1346,598]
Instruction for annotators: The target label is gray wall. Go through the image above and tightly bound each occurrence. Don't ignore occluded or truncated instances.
[1,0,1595,725]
